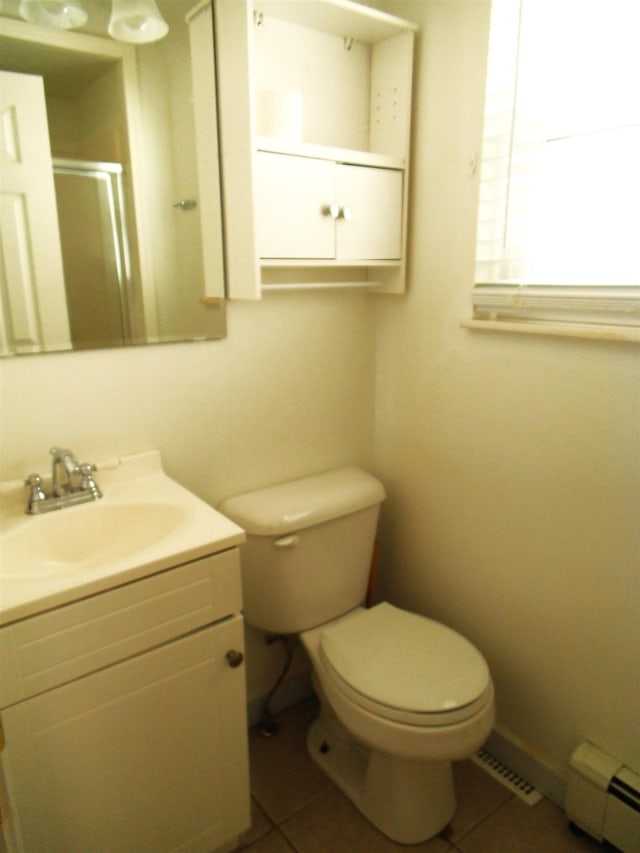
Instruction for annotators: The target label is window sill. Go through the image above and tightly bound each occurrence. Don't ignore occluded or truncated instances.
[461,318,640,343]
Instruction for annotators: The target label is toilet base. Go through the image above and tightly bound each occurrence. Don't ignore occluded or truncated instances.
[307,715,456,844]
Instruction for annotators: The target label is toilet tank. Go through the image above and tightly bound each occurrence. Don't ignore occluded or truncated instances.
[219,468,385,634]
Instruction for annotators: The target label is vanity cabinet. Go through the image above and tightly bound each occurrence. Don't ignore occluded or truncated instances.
[0,549,249,853]
[214,0,415,298]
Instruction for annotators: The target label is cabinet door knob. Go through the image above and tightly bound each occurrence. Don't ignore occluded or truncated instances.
[322,203,340,219]
[226,650,244,668]
[339,205,352,221]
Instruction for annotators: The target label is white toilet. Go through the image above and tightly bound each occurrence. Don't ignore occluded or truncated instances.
[220,467,495,844]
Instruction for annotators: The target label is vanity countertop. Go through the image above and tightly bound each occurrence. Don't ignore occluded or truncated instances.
[0,450,245,626]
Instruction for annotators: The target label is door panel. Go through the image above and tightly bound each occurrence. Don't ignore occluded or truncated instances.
[1,618,249,853]
[255,151,335,259]
[335,164,403,260]
[0,71,70,353]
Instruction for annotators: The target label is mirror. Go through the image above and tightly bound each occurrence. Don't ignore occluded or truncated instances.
[0,0,226,356]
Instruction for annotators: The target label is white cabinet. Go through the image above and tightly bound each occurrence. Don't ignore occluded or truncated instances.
[334,162,403,261]
[257,152,335,259]
[214,0,415,298]
[256,151,403,262]
[0,550,250,853]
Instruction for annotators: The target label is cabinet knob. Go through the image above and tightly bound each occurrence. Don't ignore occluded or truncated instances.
[339,205,352,221]
[226,650,244,668]
[322,203,340,219]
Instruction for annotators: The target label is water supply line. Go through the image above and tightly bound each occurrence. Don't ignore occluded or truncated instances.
[257,634,298,737]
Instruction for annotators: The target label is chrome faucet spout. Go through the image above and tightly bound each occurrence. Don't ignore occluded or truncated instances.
[50,446,81,497]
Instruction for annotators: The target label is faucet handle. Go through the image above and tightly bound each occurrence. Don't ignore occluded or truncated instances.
[78,463,102,498]
[24,472,45,490]
[24,473,47,512]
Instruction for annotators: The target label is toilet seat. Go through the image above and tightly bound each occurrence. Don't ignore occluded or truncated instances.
[319,603,492,727]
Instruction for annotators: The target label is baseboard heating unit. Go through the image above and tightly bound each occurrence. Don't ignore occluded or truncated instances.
[565,741,640,853]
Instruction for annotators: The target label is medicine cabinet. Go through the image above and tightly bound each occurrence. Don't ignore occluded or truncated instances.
[214,0,416,299]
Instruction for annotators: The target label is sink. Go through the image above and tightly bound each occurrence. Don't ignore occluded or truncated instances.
[0,449,246,625]
[2,502,188,580]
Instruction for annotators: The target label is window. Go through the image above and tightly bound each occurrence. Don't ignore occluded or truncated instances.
[471,0,640,338]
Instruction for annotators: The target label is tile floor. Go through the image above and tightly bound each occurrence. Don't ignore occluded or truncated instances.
[239,698,605,853]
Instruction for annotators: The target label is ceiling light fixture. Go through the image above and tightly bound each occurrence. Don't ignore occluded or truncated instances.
[18,0,88,30]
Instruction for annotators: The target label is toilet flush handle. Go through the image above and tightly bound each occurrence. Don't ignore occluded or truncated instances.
[274,535,300,548]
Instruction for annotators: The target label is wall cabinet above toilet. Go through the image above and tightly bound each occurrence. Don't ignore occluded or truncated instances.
[256,151,404,263]
[214,0,416,299]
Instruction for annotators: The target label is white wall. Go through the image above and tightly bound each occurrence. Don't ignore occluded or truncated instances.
[0,291,376,708]
[373,0,640,782]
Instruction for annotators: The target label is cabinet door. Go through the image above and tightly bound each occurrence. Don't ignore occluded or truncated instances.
[1,617,249,853]
[335,164,403,261]
[255,151,335,259]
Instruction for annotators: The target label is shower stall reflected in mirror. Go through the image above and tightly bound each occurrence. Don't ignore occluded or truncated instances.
[53,158,133,349]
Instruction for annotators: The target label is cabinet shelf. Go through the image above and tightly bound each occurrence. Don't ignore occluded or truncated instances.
[260,258,403,268]
[253,0,416,44]
[256,136,405,169]
[262,281,385,291]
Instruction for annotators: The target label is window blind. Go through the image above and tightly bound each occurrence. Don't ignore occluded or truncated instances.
[473,0,640,329]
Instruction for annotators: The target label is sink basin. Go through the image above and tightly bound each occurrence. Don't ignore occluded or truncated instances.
[2,502,189,580]
[0,449,246,625]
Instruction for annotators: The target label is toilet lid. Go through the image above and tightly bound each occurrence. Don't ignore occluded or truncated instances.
[319,603,491,725]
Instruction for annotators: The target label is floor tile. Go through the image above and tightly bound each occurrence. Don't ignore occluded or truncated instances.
[280,786,454,853]
[456,795,603,853]
[444,759,514,843]
[248,699,604,853]
[249,697,333,824]
[241,829,296,853]
[240,798,273,848]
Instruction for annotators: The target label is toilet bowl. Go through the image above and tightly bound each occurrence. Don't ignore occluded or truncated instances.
[219,467,495,844]
[299,604,494,843]
[304,603,494,760]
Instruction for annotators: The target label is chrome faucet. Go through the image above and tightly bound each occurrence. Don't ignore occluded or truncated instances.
[24,447,102,514]
[51,446,81,496]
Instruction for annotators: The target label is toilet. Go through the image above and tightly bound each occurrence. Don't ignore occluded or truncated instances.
[219,467,495,844]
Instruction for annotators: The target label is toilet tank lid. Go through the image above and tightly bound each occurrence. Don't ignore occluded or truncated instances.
[218,467,385,535]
